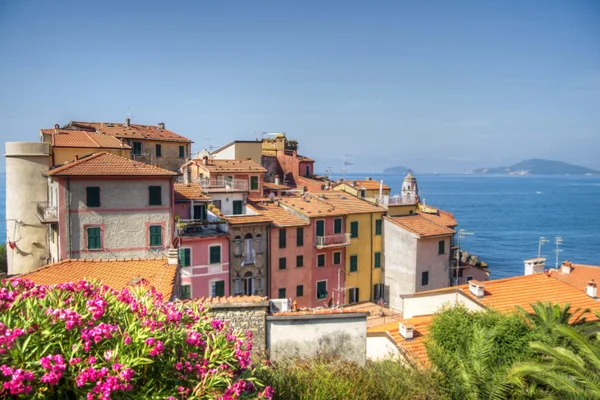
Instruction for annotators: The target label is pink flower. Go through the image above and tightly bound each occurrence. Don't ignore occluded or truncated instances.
[145,337,155,346]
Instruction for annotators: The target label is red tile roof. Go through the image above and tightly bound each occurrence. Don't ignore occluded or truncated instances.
[193,159,267,174]
[279,194,348,218]
[385,215,455,238]
[297,155,314,162]
[313,192,386,214]
[273,309,368,316]
[45,152,178,177]
[68,121,192,143]
[21,258,178,299]
[263,182,290,190]
[41,129,131,149]
[174,183,209,201]
[192,295,267,305]
[549,261,600,294]
[224,215,273,225]
[246,201,309,227]
[418,206,458,228]
[335,180,391,191]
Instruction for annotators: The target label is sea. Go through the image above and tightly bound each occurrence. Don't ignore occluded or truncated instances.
[1,172,598,279]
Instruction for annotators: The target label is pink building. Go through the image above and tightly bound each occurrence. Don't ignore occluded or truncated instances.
[247,201,313,307]
[279,194,350,307]
[174,183,229,299]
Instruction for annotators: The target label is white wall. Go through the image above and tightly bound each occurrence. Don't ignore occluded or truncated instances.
[267,315,367,365]
[211,145,235,160]
[415,236,451,291]
[383,219,418,312]
[210,192,247,216]
[366,335,401,361]
[402,292,482,319]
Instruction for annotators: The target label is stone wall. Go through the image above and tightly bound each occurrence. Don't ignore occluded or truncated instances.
[205,301,270,360]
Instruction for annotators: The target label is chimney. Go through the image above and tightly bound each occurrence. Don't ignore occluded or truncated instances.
[561,261,573,274]
[158,122,165,130]
[399,322,414,340]
[202,156,208,166]
[74,154,79,161]
[125,117,130,127]
[469,280,485,298]
[524,258,546,276]
[167,248,179,265]
[587,280,597,298]
[54,123,60,134]
[274,175,280,185]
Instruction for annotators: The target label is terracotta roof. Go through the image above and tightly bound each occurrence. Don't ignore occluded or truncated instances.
[246,201,309,227]
[174,183,209,201]
[224,214,273,225]
[21,258,178,299]
[41,129,131,149]
[45,152,178,177]
[368,315,433,367]
[194,159,267,174]
[263,182,290,190]
[297,154,314,162]
[417,206,458,228]
[279,194,348,218]
[549,262,600,294]
[273,309,366,316]
[193,295,267,305]
[385,215,455,238]
[68,121,192,143]
[313,192,386,214]
[336,180,390,191]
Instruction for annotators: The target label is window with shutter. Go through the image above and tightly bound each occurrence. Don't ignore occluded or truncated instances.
[350,221,359,238]
[149,186,162,206]
[350,255,358,272]
[373,284,384,301]
[374,252,381,268]
[334,218,342,234]
[349,287,359,304]
[243,239,254,265]
[179,146,185,158]
[87,227,101,250]
[296,227,304,246]
[316,281,327,299]
[421,271,429,286]
[317,254,325,267]
[316,220,324,237]
[212,280,225,297]
[149,225,162,247]
[278,288,286,299]
[133,142,142,155]
[375,219,382,235]
[180,285,191,299]
[179,248,191,267]
[438,240,445,255]
[256,234,263,254]
[296,285,304,297]
[233,200,243,215]
[250,176,259,191]
[155,144,162,157]
[278,257,286,270]
[333,252,341,265]
[279,228,286,249]
[86,187,100,207]
[209,246,221,264]
[296,255,303,268]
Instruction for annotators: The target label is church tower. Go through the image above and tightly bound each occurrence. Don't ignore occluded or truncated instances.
[401,171,419,203]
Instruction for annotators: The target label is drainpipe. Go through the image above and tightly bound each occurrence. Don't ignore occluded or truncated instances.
[67,177,72,259]
[266,225,271,298]
[369,213,373,301]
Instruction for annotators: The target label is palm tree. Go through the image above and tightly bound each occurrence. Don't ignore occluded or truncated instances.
[511,324,600,399]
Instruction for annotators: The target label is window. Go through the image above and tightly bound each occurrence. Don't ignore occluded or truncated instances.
[193,204,205,221]
[209,246,221,264]
[256,234,263,254]
[316,281,327,299]
[350,255,358,272]
[86,187,100,207]
[350,221,359,238]
[296,285,304,297]
[155,144,162,157]
[296,255,304,268]
[278,288,286,299]
[179,248,191,267]
[349,287,359,304]
[180,285,191,299]
[279,257,287,270]
[279,228,286,249]
[87,227,101,250]
[305,165,310,177]
[232,200,243,215]
[360,189,366,198]
[179,145,185,158]
[296,227,304,246]
[333,252,341,265]
[212,200,221,210]
[375,219,382,235]
[250,176,259,191]
[243,272,253,295]
[466,276,473,283]
[438,240,445,255]
[334,218,342,234]
[374,252,381,268]
[149,186,162,206]
[133,142,142,155]
[149,225,162,247]
[243,234,254,265]
[317,254,325,267]
[316,220,325,237]
[211,280,225,297]
[233,235,242,256]
[421,271,429,286]
[373,284,384,301]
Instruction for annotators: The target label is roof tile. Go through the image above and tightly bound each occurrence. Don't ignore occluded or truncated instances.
[385,215,455,237]
[69,121,192,143]
[41,129,131,149]
[174,183,209,201]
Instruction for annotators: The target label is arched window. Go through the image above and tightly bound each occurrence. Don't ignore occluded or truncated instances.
[243,271,254,295]
[234,235,242,256]
[243,234,255,265]
[255,234,263,254]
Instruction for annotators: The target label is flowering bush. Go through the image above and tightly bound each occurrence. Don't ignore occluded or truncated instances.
[0,278,273,399]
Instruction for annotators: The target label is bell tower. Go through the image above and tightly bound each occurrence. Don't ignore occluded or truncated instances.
[401,171,418,202]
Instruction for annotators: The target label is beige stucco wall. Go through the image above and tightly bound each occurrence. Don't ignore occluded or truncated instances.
[383,219,418,312]
[5,142,51,274]
[52,148,130,166]
[124,138,190,171]
[415,236,452,291]
[366,335,401,361]
[402,292,482,319]
[212,142,262,165]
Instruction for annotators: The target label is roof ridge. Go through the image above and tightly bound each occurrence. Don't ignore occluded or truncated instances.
[45,151,107,174]
[84,130,101,147]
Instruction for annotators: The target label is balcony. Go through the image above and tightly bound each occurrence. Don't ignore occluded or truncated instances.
[197,177,248,192]
[316,233,351,249]
[176,220,228,237]
[36,203,58,224]
[379,195,418,206]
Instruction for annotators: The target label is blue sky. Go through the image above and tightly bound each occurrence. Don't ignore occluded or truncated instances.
[0,0,598,173]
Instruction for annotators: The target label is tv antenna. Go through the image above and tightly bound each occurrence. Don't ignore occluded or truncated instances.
[454,229,474,301]
[325,166,333,181]
[554,237,563,269]
[127,107,135,120]
[342,154,353,181]
[538,237,549,258]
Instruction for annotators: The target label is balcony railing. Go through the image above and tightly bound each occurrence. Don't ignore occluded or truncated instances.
[36,203,58,224]
[176,220,228,237]
[197,177,248,192]
[316,233,351,249]
[380,195,418,206]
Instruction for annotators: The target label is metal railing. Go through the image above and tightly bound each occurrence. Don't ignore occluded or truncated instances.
[380,196,418,205]
[316,233,351,249]
[197,177,248,191]
[176,220,227,237]
[36,203,58,223]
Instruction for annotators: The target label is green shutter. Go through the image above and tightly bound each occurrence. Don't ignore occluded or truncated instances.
[334,252,341,265]
[133,142,142,155]
[233,201,243,215]
[296,255,303,267]
[181,285,191,299]
[209,246,221,264]
[374,252,381,268]
[179,146,185,158]
[296,285,304,297]
[317,281,327,299]
[317,254,325,267]
[350,221,359,238]
[279,257,287,270]
[250,176,259,190]
[438,240,445,254]
[279,228,286,249]
[179,248,191,267]
[375,219,382,235]
[87,227,101,250]
[149,186,162,205]
[278,288,286,299]
[350,255,358,272]
[296,227,304,246]
[156,144,162,157]
[422,271,429,286]
[149,226,162,247]
[334,218,342,234]
[86,187,100,207]
[316,220,324,237]
[215,280,225,297]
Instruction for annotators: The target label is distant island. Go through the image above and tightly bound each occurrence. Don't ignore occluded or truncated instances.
[383,165,412,174]
[469,159,599,176]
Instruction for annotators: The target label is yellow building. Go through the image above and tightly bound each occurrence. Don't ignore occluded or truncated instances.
[210,140,263,165]
[40,127,131,167]
[316,192,386,304]
[333,178,391,204]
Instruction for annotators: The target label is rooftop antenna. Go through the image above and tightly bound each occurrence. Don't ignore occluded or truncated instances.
[555,237,563,269]
[325,166,333,181]
[454,229,474,301]
[342,154,353,181]
[127,107,134,120]
[538,237,549,258]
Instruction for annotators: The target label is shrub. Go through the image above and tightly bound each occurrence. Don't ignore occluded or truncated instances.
[0,278,272,399]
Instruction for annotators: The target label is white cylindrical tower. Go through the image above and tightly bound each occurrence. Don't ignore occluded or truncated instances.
[5,142,51,275]
[401,171,418,202]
